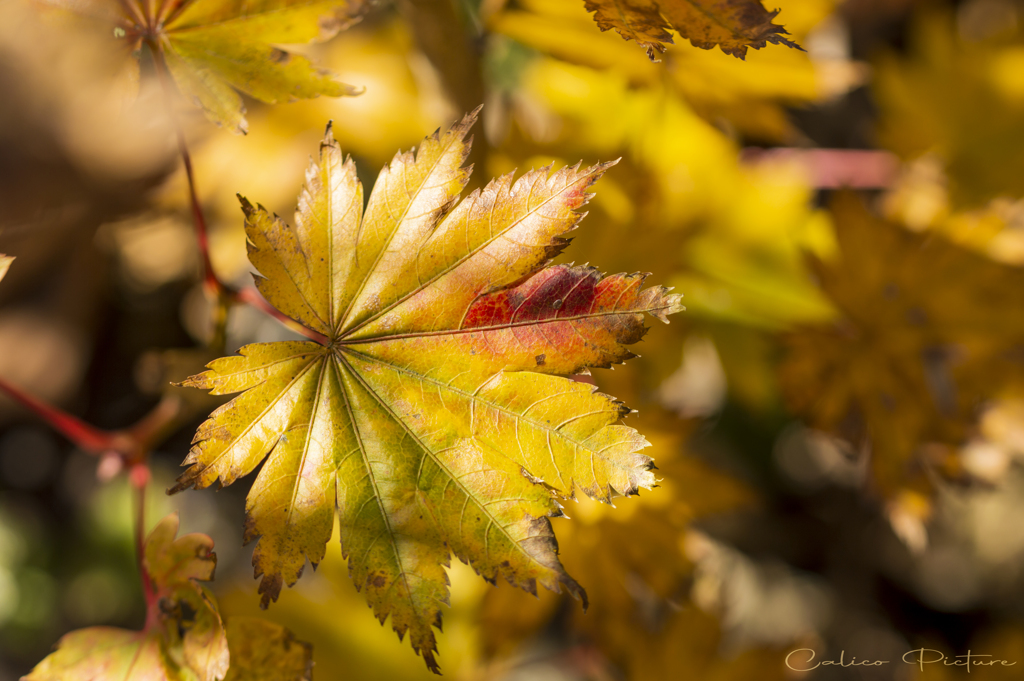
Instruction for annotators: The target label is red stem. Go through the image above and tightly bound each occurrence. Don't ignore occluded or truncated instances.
[237,287,330,345]
[150,44,328,347]
[182,147,221,296]
[151,44,222,297]
[127,395,182,452]
[0,376,120,454]
[134,476,160,630]
[0,377,160,625]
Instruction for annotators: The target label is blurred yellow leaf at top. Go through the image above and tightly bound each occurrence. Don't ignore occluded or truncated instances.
[490,0,861,140]
[875,5,1024,207]
[512,58,835,329]
[35,0,368,133]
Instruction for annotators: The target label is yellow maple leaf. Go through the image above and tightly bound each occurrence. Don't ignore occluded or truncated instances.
[37,0,369,133]
[173,111,683,672]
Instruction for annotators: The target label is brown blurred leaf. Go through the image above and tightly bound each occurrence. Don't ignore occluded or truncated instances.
[780,193,1024,501]
[492,0,848,141]
[223,617,312,681]
[398,0,487,176]
[582,0,802,60]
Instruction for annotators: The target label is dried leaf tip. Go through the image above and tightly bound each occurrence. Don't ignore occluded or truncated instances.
[451,105,483,137]
[237,193,257,217]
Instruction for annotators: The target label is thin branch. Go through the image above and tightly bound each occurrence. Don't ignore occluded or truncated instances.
[151,42,222,297]
[237,287,330,345]
[133,477,161,630]
[1,376,165,624]
[0,378,180,465]
[0,378,167,628]
[741,147,899,189]
[0,376,120,454]
[150,42,329,347]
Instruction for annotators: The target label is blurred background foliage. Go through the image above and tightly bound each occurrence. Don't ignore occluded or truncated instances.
[6,0,1024,679]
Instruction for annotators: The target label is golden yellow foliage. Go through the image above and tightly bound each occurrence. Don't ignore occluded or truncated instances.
[876,10,1024,207]
[37,0,368,132]
[490,0,854,140]
[478,416,759,678]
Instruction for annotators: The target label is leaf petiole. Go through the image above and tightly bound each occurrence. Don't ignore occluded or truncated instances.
[151,42,332,348]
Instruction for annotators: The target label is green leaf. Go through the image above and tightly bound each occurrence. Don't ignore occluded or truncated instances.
[24,514,313,681]
[25,513,227,681]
